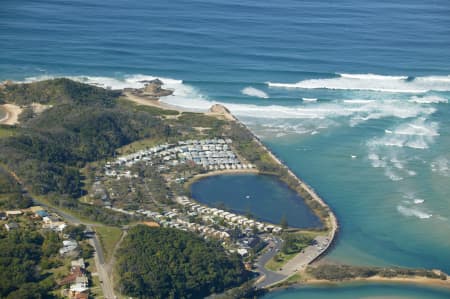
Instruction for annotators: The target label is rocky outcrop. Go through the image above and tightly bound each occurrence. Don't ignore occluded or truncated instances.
[208,104,236,120]
[209,104,230,114]
[142,79,173,97]
[0,80,13,90]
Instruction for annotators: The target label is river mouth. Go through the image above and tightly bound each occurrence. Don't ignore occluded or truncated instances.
[190,173,321,229]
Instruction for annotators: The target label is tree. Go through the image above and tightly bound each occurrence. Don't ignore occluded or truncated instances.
[116,226,249,299]
[63,224,86,241]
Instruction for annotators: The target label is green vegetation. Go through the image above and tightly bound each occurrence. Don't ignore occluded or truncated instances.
[0,125,16,138]
[281,233,314,255]
[0,167,32,209]
[0,79,173,198]
[0,229,61,298]
[119,99,180,116]
[0,78,120,106]
[266,232,315,271]
[116,225,248,299]
[95,226,123,262]
[213,281,267,299]
[63,224,87,241]
[307,264,446,281]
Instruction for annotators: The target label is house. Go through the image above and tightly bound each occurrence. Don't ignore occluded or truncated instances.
[43,220,67,232]
[6,210,22,216]
[4,222,18,231]
[59,266,86,286]
[43,215,60,224]
[272,227,283,233]
[29,206,46,213]
[35,210,49,218]
[59,239,78,256]
[71,258,86,269]
[60,263,89,299]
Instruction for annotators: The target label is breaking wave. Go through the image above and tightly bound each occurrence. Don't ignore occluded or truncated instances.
[302,98,318,102]
[25,74,211,112]
[409,95,448,104]
[267,73,450,93]
[241,86,269,98]
[367,118,439,150]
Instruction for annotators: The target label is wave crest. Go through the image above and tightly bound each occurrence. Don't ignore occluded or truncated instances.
[241,87,269,98]
[268,73,450,93]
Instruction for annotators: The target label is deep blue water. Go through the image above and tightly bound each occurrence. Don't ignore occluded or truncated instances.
[2,1,450,297]
[190,174,321,228]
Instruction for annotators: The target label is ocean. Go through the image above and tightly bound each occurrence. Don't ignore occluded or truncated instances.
[1,0,450,297]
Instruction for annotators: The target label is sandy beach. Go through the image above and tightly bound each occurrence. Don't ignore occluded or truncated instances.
[302,275,450,290]
[184,168,259,189]
[0,104,22,125]
[123,91,185,113]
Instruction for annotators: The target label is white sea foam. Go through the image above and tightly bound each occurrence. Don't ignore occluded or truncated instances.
[397,205,432,219]
[268,73,450,93]
[431,157,450,176]
[368,118,439,150]
[24,75,437,124]
[302,98,318,102]
[22,74,443,146]
[368,153,387,168]
[408,170,417,176]
[25,74,183,90]
[409,95,448,104]
[25,74,215,112]
[343,99,376,104]
[241,87,269,99]
[385,168,403,181]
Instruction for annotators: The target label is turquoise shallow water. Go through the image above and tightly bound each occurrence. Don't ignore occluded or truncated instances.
[263,284,450,299]
[2,0,450,297]
[191,174,321,228]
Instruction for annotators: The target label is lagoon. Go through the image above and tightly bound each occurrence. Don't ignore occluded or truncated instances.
[190,173,321,228]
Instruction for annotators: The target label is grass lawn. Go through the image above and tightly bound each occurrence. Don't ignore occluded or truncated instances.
[0,126,16,138]
[265,251,298,271]
[265,230,321,271]
[94,225,123,263]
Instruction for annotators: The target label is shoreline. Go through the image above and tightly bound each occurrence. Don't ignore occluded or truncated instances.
[123,90,187,113]
[184,168,260,189]
[123,89,339,287]
[275,275,450,291]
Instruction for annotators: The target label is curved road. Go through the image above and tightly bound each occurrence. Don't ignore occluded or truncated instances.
[254,237,287,289]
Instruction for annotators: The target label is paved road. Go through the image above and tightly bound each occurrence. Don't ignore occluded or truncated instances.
[278,235,330,276]
[254,237,287,289]
[31,196,116,298]
[89,232,116,299]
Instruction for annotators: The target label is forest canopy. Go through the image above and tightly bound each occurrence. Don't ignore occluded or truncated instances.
[116,225,248,299]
